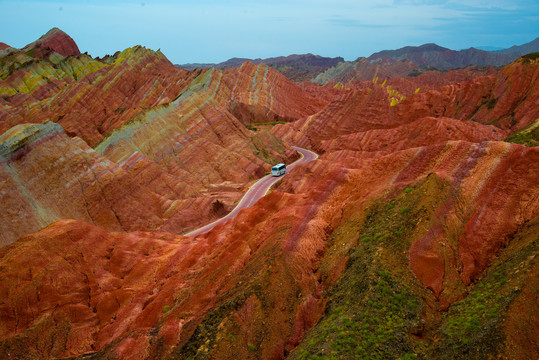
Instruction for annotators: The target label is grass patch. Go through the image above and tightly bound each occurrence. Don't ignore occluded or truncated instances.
[289,178,452,360]
[246,121,287,131]
[294,266,421,360]
[518,52,539,63]
[504,120,539,147]
[290,174,457,360]
[485,98,497,109]
[430,220,539,359]
[162,305,171,313]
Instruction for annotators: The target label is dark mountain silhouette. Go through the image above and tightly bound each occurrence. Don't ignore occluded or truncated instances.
[177,53,344,81]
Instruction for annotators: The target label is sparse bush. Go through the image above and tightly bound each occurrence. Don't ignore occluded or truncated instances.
[486,98,497,109]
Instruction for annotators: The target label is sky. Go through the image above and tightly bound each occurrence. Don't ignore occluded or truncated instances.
[1,0,538,64]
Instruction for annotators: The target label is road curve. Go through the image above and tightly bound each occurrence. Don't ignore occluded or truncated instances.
[185,146,318,237]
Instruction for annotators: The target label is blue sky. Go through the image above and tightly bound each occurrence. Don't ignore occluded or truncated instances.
[1,0,538,64]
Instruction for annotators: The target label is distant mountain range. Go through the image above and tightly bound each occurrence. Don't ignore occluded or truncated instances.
[177,53,344,82]
[177,37,539,81]
[367,38,539,69]
[491,37,539,54]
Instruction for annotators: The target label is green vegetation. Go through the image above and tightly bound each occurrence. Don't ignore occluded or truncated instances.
[430,224,538,359]
[246,121,287,131]
[295,272,420,360]
[407,71,422,77]
[402,354,418,360]
[519,51,539,63]
[485,98,497,109]
[504,119,539,146]
[290,178,445,359]
[162,305,171,313]
[247,343,257,351]
[404,187,414,194]
[443,272,507,346]
[362,236,372,243]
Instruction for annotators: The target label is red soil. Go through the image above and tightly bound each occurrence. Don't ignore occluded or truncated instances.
[23,27,81,57]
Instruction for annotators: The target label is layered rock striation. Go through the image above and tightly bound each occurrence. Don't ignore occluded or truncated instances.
[0,138,536,359]
[22,27,81,57]
[93,62,325,214]
[0,122,165,246]
[396,55,539,132]
[0,31,537,360]
[0,29,329,244]
[0,43,196,146]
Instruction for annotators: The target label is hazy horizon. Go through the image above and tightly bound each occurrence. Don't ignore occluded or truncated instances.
[2,0,538,64]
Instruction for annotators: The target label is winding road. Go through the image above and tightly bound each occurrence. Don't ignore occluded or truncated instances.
[185,146,318,237]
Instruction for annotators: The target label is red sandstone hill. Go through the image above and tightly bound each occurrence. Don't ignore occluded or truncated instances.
[312,57,422,84]
[0,31,538,360]
[0,30,330,245]
[0,42,196,146]
[0,29,329,148]
[92,62,326,232]
[22,27,81,57]
[396,55,539,132]
[314,63,498,95]
[273,56,539,152]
